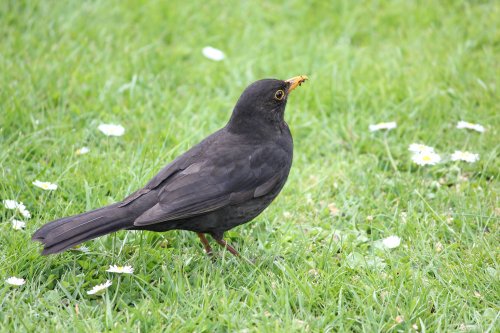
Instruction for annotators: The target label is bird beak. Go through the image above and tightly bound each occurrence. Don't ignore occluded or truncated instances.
[285,75,308,93]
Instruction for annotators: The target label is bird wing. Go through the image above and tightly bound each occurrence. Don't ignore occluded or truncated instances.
[119,132,211,208]
[133,145,288,226]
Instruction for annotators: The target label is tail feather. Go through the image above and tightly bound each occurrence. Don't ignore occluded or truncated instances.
[32,203,133,255]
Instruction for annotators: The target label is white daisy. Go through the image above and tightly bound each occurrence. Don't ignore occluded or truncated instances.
[369,121,397,132]
[11,219,26,230]
[456,121,485,133]
[71,245,90,253]
[411,151,441,166]
[106,265,134,274]
[5,276,26,286]
[202,46,225,61]
[382,235,401,249]
[98,124,125,137]
[451,151,479,163]
[3,200,31,218]
[32,180,58,191]
[19,206,31,219]
[3,200,19,210]
[435,242,443,253]
[76,147,90,155]
[408,143,435,154]
[87,280,112,295]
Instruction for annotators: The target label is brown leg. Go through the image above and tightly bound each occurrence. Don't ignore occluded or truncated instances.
[214,238,240,257]
[197,233,213,255]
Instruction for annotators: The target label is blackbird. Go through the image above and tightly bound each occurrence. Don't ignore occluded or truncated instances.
[32,76,308,256]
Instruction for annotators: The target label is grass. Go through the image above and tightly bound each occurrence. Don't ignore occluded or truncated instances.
[0,0,498,331]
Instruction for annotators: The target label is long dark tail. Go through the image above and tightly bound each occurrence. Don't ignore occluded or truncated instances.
[32,203,134,255]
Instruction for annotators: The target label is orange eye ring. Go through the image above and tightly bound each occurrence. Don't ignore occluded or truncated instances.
[274,89,285,100]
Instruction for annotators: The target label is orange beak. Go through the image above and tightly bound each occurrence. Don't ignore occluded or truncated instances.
[285,75,308,92]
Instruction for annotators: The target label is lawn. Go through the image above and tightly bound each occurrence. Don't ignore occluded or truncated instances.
[0,0,498,331]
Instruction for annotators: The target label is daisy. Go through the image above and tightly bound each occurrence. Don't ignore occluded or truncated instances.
[71,245,90,253]
[3,200,31,218]
[408,143,435,154]
[456,121,485,133]
[328,203,340,216]
[451,151,479,163]
[33,180,58,191]
[75,147,90,155]
[5,277,26,286]
[3,200,19,210]
[411,151,441,166]
[19,206,31,219]
[382,236,401,249]
[202,46,225,61]
[369,121,397,132]
[87,280,112,295]
[11,219,26,230]
[435,242,443,253]
[106,265,134,274]
[98,124,125,137]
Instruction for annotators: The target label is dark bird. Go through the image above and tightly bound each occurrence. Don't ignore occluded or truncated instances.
[32,76,308,256]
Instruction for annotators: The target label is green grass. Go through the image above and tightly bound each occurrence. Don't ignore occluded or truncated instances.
[1,0,499,331]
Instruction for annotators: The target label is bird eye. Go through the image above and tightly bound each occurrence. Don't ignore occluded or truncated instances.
[274,89,285,101]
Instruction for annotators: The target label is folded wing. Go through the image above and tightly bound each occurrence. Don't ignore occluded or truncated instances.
[133,145,287,226]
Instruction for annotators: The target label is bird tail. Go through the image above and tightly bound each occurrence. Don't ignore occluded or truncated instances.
[32,203,133,255]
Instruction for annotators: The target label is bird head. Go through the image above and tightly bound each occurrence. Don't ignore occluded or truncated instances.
[227,76,308,134]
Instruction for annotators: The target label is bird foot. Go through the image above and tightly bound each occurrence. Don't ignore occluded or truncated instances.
[197,232,240,257]
[197,233,213,256]
[214,238,240,257]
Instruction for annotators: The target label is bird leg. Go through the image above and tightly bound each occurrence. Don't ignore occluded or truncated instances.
[197,233,213,255]
[214,238,240,257]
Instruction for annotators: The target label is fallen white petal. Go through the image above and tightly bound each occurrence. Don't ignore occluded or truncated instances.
[5,277,26,286]
[33,180,58,191]
[98,124,125,137]
[202,46,225,61]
